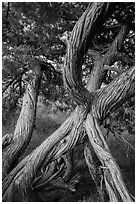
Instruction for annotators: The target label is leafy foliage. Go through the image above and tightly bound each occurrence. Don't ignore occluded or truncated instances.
[2,3,88,118]
[2,2,135,126]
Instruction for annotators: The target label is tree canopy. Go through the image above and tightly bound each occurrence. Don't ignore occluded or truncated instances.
[2,2,134,105]
[2,2,135,133]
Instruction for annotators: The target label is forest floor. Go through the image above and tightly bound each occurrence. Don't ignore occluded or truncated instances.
[2,103,135,202]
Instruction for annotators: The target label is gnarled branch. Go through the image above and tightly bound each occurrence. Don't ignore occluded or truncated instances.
[63,3,110,106]
[2,64,42,178]
[93,66,135,120]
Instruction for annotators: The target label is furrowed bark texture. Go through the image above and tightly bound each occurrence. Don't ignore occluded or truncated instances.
[63,2,110,105]
[2,2,134,202]
[84,143,105,201]
[83,22,131,201]
[2,66,134,201]
[2,66,42,179]
[85,115,132,202]
[33,151,74,190]
[84,67,134,202]
[2,107,87,201]
[2,3,113,201]
[94,66,135,121]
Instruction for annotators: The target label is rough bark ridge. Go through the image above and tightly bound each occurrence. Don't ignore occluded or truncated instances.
[2,2,134,202]
[84,67,134,202]
[63,2,110,106]
[2,66,134,201]
[2,107,86,201]
[85,115,131,201]
[2,65,42,178]
[83,17,134,201]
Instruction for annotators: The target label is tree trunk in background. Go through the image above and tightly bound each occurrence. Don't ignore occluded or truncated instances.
[2,65,42,179]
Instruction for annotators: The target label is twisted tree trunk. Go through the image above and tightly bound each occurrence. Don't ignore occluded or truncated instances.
[2,2,134,202]
[2,66,134,201]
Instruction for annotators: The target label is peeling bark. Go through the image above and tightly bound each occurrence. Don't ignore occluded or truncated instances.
[2,107,86,201]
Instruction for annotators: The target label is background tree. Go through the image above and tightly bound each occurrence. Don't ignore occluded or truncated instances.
[2,2,135,202]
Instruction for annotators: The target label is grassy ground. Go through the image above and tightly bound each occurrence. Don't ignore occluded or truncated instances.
[2,104,135,201]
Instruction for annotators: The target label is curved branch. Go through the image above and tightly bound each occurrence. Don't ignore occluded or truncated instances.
[63,2,110,106]
[2,65,42,178]
[102,24,129,66]
[2,107,87,201]
[93,66,135,120]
